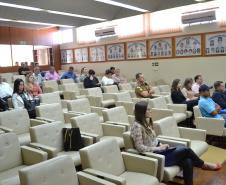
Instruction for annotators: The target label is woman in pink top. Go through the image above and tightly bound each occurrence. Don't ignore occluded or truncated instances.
[26,74,42,97]
[45,66,60,81]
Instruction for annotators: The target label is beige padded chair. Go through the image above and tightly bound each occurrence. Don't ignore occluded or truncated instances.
[39,91,68,112]
[81,87,115,108]
[158,85,170,94]
[152,86,170,96]
[29,122,93,166]
[80,139,160,185]
[19,155,116,185]
[59,83,86,100]
[60,79,74,84]
[71,113,126,148]
[1,73,14,83]
[118,83,136,97]
[0,133,47,185]
[12,75,26,83]
[0,109,48,145]
[102,106,135,129]
[43,80,61,93]
[67,98,106,122]
[193,106,226,136]
[149,96,187,123]
[35,103,80,127]
[154,116,208,156]
[123,131,188,182]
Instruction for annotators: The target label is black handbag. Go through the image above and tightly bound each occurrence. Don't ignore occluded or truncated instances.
[62,128,84,151]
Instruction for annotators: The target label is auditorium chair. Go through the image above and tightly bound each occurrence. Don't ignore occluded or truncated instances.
[152,86,170,96]
[70,113,126,148]
[0,109,48,145]
[80,139,160,185]
[35,103,80,127]
[0,133,47,185]
[1,73,14,83]
[102,106,135,129]
[118,83,136,98]
[158,85,171,94]
[12,75,26,83]
[153,116,208,156]
[19,156,116,185]
[149,96,187,123]
[42,80,61,93]
[193,106,226,136]
[81,87,115,108]
[39,91,68,112]
[123,131,187,182]
[59,83,86,100]
[103,84,136,98]
[29,122,93,167]
[60,79,74,84]
[67,98,106,122]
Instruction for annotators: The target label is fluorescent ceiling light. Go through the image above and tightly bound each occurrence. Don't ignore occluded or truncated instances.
[0,17,74,28]
[0,2,106,21]
[194,0,206,2]
[94,0,149,12]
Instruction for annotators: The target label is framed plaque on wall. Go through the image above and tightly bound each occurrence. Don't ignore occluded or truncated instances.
[126,40,147,60]
[107,43,125,61]
[89,45,105,62]
[74,47,88,62]
[61,49,73,63]
[149,38,172,58]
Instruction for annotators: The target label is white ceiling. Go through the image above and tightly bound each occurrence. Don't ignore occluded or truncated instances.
[0,0,214,29]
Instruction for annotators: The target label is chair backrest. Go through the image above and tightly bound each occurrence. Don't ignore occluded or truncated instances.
[153,117,181,138]
[113,92,132,102]
[102,85,119,93]
[102,106,129,123]
[71,113,103,137]
[30,122,64,152]
[122,131,136,151]
[67,98,91,113]
[1,73,14,83]
[152,86,161,95]
[60,83,80,93]
[158,85,170,93]
[193,106,202,118]
[83,87,102,97]
[118,83,133,91]
[60,79,74,84]
[36,103,65,123]
[12,75,26,83]
[0,109,30,134]
[0,133,22,172]
[164,95,173,104]
[43,80,59,91]
[80,139,125,176]
[39,92,61,104]
[19,156,79,185]
[149,97,168,109]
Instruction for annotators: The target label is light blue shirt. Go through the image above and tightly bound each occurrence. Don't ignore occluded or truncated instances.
[198,96,222,119]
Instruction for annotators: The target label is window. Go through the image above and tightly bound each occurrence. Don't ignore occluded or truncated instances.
[53,29,73,44]
[0,45,12,67]
[11,45,34,66]
[34,45,51,66]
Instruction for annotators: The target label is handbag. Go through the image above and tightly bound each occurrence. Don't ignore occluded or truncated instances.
[62,128,84,151]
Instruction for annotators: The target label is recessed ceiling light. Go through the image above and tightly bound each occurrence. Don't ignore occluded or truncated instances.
[194,0,206,2]
[0,2,106,21]
[94,0,149,12]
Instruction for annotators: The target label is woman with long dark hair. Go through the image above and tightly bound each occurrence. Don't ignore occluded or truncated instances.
[130,101,221,185]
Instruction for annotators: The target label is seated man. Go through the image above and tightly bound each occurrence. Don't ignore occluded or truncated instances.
[45,66,60,81]
[198,84,226,126]
[112,68,127,84]
[101,69,114,86]
[18,62,30,76]
[61,66,77,82]
[135,73,154,98]
[0,75,13,111]
[212,81,226,109]
[192,74,203,96]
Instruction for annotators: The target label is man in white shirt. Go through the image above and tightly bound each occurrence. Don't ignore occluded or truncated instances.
[0,75,13,111]
[192,75,203,95]
[101,69,114,86]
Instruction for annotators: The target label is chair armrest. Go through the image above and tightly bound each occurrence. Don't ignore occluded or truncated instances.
[91,106,106,117]
[82,135,94,146]
[0,126,13,132]
[63,91,77,100]
[64,112,79,124]
[157,137,188,147]
[179,127,206,141]
[21,146,48,165]
[35,117,55,123]
[43,87,54,93]
[195,117,225,136]
[78,171,116,185]
[167,104,187,114]
[151,108,173,121]
[30,119,48,127]
[68,111,86,116]
[105,121,130,128]
[29,143,58,158]
[87,96,102,107]
[80,132,99,143]
[122,152,158,177]
[128,115,135,125]
[83,168,126,185]
[157,135,191,147]
[101,123,126,137]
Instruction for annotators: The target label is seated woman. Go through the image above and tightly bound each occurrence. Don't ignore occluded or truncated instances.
[84,69,101,89]
[79,67,88,82]
[171,79,198,112]
[182,78,199,100]
[131,101,221,185]
[26,74,42,98]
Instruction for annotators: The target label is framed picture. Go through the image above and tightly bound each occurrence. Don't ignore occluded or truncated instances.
[205,32,226,55]
[89,45,105,62]
[61,49,73,63]
[74,48,88,62]
[107,43,125,61]
[126,40,147,60]
[175,35,202,57]
[149,38,172,58]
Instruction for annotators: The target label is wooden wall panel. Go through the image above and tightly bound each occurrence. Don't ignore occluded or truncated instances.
[0,27,10,44]
[10,27,34,45]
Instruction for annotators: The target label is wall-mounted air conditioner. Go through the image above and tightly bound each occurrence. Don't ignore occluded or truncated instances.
[95,27,116,37]
[182,10,216,24]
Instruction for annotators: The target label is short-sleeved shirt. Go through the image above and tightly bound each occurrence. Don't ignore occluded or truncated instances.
[135,83,150,98]
[198,96,222,119]
[192,83,200,94]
